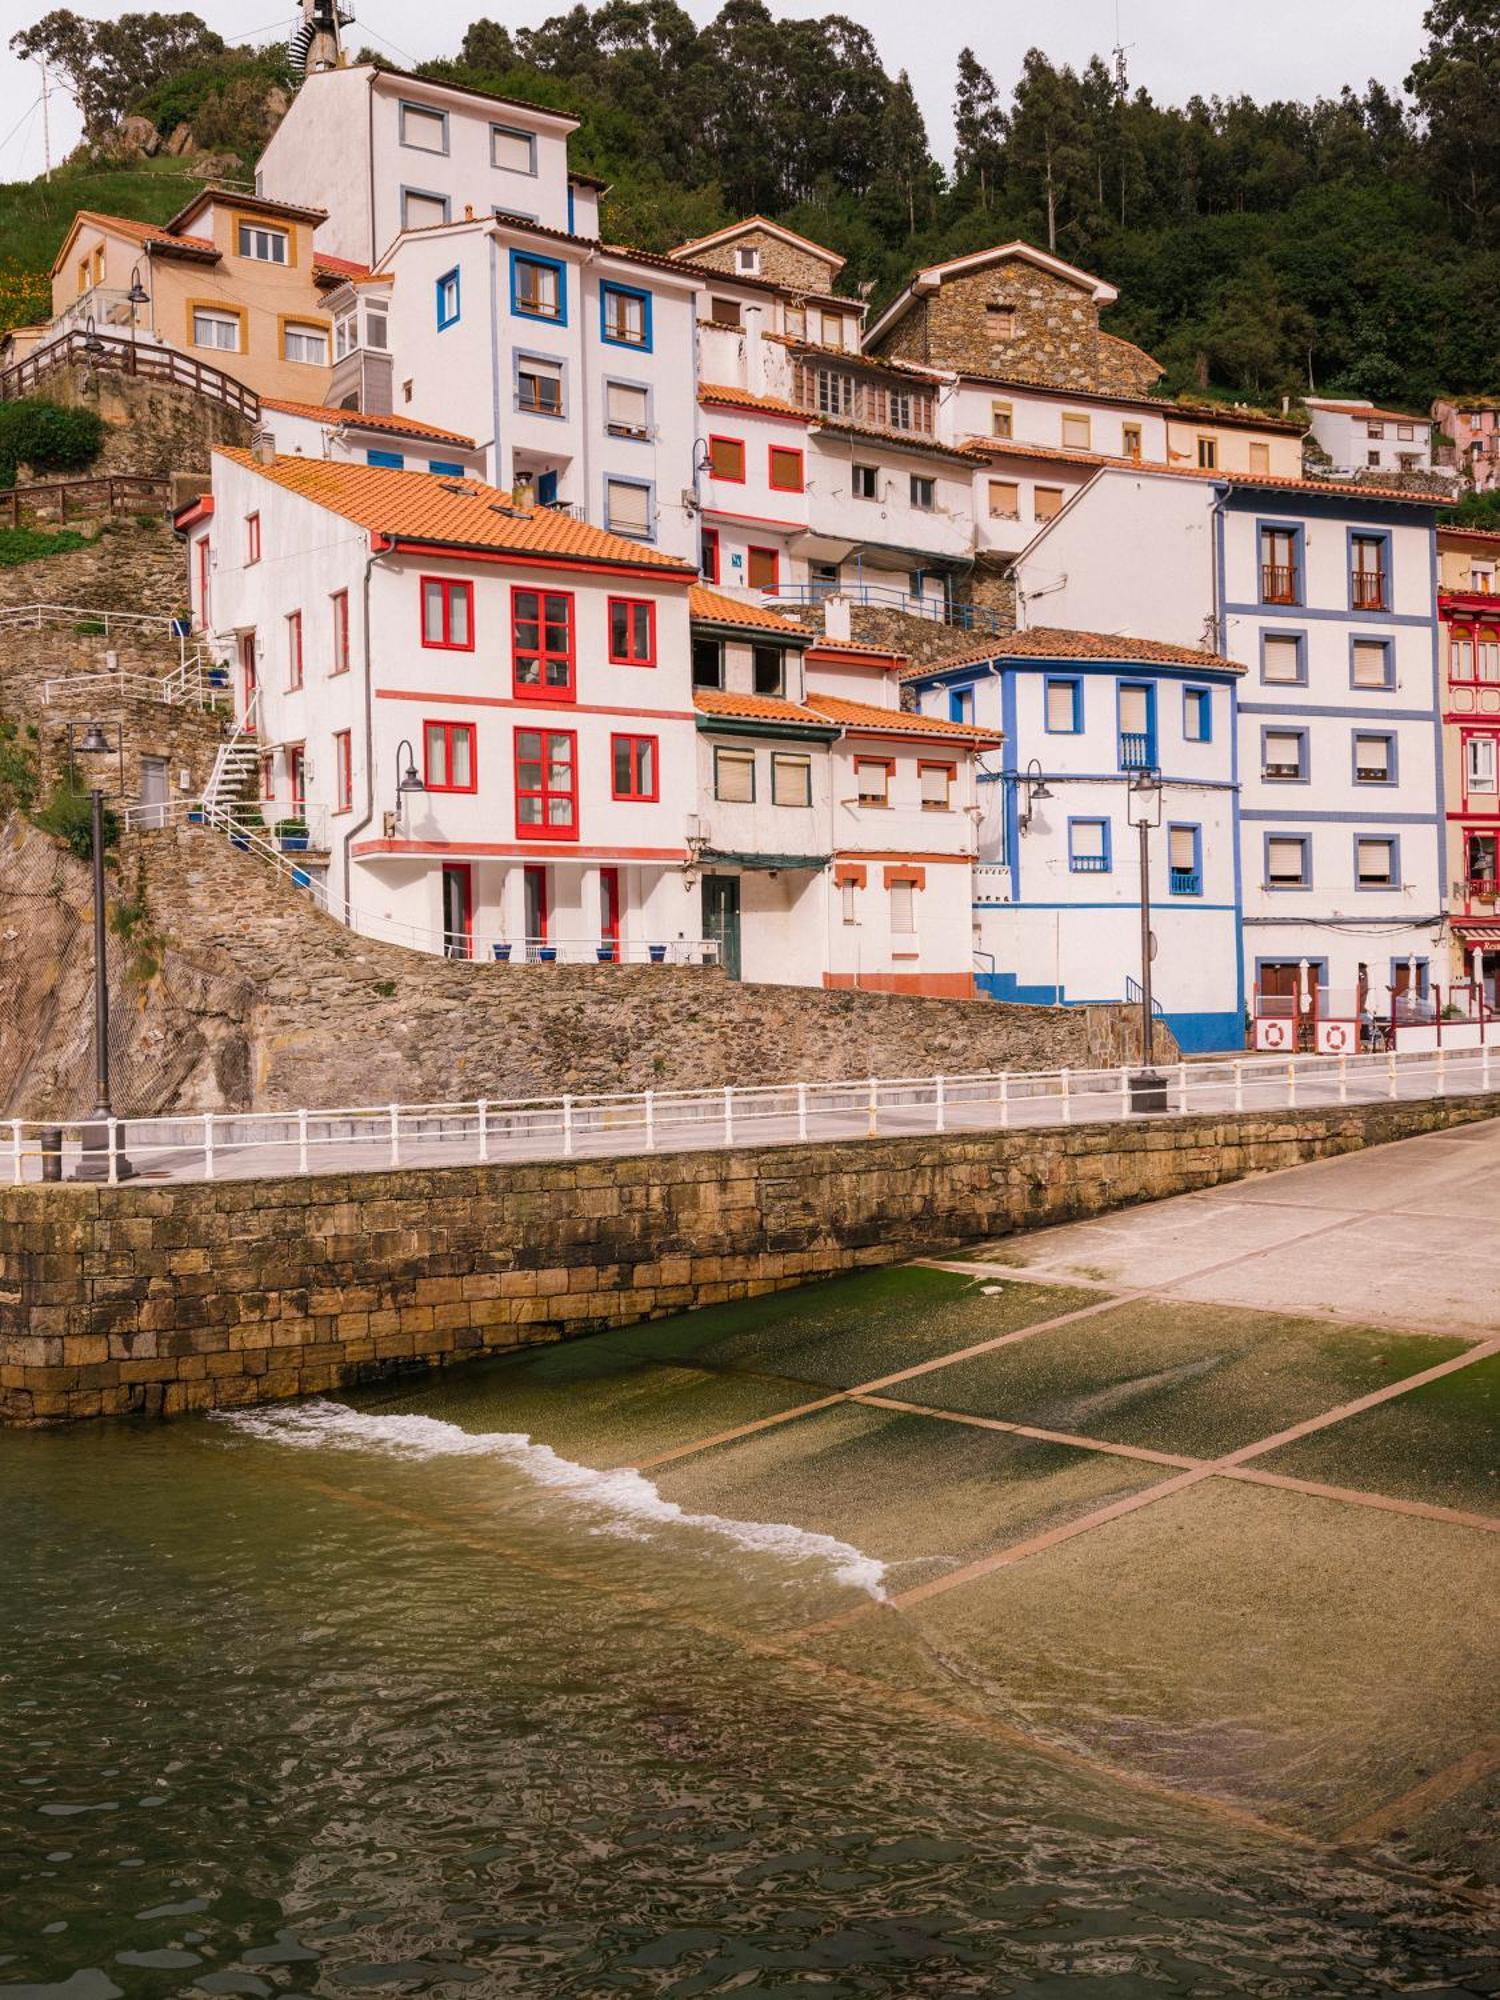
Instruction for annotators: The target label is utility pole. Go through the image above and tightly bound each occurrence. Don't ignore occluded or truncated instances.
[37,57,52,180]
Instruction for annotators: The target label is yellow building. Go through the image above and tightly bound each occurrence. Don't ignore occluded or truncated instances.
[47,188,366,406]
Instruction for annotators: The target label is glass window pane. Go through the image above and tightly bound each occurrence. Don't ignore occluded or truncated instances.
[450,731,471,788]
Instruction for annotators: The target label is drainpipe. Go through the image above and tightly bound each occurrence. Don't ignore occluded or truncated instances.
[340,532,394,927]
[366,74,378,267]
[1209,478,1231,655]
[578,246,598,522]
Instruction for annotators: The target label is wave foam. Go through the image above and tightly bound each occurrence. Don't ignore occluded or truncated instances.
[214,1400,886,1597]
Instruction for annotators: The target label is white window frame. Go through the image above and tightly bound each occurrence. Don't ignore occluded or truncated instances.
[236,220,289,264]
[191,307,241,353]
[282,321,327,366]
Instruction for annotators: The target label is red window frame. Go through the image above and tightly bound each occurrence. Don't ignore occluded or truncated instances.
[240,630,257,710]
[511,586,575,702]
[854,754,894,805]
[420,575,475,652]
[260,753,274,802]
[333,729,352,813]
[701,527,720,583]
[768,444,804,493]
[287,744,305,812]
[330,589,349,674]
[610,732,659,802]
[918,759,956,811]
[286,609,303,689]
[707,434,745,482]
[423,718,478,793]
[607,596,656,667]
[514,725,578,840]
[196,537,211,625]
[747,545,779,590]
[245,512,260,565]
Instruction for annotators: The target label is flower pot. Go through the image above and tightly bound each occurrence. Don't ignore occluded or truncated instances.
[230,830,250,851]
[538,945,558,964]
[648,943,667,964]
[596,943,615,962]
[278,834,310,852]
[290,866,311,889]
[187,808,204,825]
[492,942,512,963]
[170,617,191,638]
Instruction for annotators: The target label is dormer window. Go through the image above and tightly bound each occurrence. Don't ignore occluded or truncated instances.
[736,245,760,274]
[237,220,289,264]
[988,304,1017,339]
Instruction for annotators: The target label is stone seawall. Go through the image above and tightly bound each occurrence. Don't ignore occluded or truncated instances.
[5,1094,1495,1425]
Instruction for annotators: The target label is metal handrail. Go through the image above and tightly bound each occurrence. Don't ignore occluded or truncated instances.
[9,1045,1498,1186]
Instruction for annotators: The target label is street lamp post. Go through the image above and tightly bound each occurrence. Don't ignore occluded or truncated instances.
[71,722,133,1181]
[126,264,149,341]
[1017,757,1054,834]
[394,739,425,823]
[1126,766,1168,1112]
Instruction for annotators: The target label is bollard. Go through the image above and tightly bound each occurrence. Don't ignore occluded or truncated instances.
[796,1082,808,1143]
[934,1074,946,1134]
[11,1118,23,1185]
[1060,1068,1072,1124]
[40,1127,62,1183]
[1233,1059,1244,1113]
[867,1076,878,1137]
[477,1098,488,1164]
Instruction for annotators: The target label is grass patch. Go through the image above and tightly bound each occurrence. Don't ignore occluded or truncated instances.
[0,156,207,296]
[0,525,94,565]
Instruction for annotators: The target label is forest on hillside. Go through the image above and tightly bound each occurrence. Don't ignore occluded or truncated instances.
[8,0,1500,413]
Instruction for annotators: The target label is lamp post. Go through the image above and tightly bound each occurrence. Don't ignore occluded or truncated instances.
[71,722,133,1180]
[394,739,425,823]
[1017,757,1054,834]
[1126,765,1167,1111]
[126,264,149,341]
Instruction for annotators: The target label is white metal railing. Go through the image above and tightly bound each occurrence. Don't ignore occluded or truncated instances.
[42,648,224,710]
[1,602,185,640]
[10,1046,1498,1187]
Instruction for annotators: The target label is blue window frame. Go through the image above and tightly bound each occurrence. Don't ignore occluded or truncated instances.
[366,449,404,469]
[1260,724,1309,782]
[511,250,567,324]
[1350,634,1395,691]
[948,686,975,724]
[1264,831,1312,889]
[1068,817,1111,873]
[435,267,460,330]
[1260,629,1308,686]
[1183,685,1212,742]
[1352,730,1398,785]
[1353,832,1400,891]
[1043,676,1082,733]
[1117,679,1156,770]
[1167,823,1202,897]
[600,281,652,351]
[428,459,465,476]
[1257,519,1304,607]
[1347,527,1393,615]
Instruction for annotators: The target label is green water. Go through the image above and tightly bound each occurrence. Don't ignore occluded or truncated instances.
[4,1269,1497,1997]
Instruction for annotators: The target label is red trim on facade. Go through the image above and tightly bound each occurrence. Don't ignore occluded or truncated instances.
[607,595,657,667]
[286,609,303,689]
[833,863,866,888]
[883,863,927,888]
[352,839,688,859]
[707,434,746,482]
[423,718,478,793]
[511,584,576,703]
[334,729,352,813]
[768,444,805,493]
[747,544,779,590]
[701,508,804,532]
[610,732,660,801]
[420,575,475,651]
[700,527,719,584]
[388,538,690,584]
[833,848,972,864]
[245,511,260,565]
[514,722,578,840]
[330,588,350,674]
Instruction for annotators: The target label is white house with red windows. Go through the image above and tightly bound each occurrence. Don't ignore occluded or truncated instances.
[183,448,706,962]
[688,589,1000,993]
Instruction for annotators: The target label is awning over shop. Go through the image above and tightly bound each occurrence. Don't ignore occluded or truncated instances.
[1451,920,1500,944]
[700,850,830,872]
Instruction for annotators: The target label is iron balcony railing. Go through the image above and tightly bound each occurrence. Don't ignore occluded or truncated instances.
[1119,731,1154,769]
[1069,853,1110,873]
[1351,569,1389,611]
[1169,868,1202,895]
[11,1046,1500,1187]
[1261,563,1299,604]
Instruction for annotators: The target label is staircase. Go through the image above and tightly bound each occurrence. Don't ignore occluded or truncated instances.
[202,689,262,819]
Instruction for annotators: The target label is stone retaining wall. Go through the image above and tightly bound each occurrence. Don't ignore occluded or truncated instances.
[4,1094,1495,1425]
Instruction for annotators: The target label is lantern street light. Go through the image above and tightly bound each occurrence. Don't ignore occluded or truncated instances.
[71,722,133,1180]
[1126,765,1167,1112]
[394,739,425,823]
[1017,757,1054,833]
[126,264,149,337]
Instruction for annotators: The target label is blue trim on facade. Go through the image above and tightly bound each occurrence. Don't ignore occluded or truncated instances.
[1348,526,1393,617]
[427,459,465,476]
[1116,677,1156,770]
[599,280,654,353]
[1183,684,1212,742]
[1167,821,1203,896]
[1067,816,1112,872]
[1354,830,1401,890]
[365,449,404,469]
[1428,524,1449,918]
[435,267,460,330]
[1351,728,1398,787]
[1230,602,1433,629]
[1000,668,1020,901]
[1263,829,1312,888]
[1241,808,1436,823]
[974,975,1242,1053]
[1389,954,1431,998]
[977,768,1237,789]
[398,101,449,152]
[1348,631,1395,690]
[1239,700,1434,720]
[1259,626,1308,685]
[1260,721,1309,784]
[566,184,575,233]
[974,900,1237,912]
[510,249,568,326]
[1229,670,1245,1025]
[1044,674,1083,732]
[603,473,656,543]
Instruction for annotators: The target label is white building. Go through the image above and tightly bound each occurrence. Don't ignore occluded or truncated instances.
[1305,398,1438,481]
[317,215,702,559]
[183,449,705,962]
[257,397,485,480]
[255,63,588,266]
[907,629,1243,1051]
[1011,464,1447,1037]
[689,590,999,993]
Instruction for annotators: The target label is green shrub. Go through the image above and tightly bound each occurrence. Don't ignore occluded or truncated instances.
[0,400,107,488]
[0,716,40,816]
[0,526,93,566]
[33,771,120,861]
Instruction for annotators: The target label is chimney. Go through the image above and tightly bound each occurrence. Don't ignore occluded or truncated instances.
[823,594,852,643]
[464,204,474,221]
[251,430,276,465]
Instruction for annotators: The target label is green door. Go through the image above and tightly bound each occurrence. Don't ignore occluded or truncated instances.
[701,874,742,980]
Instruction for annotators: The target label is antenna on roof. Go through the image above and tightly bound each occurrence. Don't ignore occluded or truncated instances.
[1111,1,1132,99]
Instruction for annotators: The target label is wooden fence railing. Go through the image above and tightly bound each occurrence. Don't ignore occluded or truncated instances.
[0,329,260,423]
[0,473,174,527]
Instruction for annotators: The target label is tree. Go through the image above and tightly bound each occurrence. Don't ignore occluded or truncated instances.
[1408,0,1500,241]
[953,48,1005,210]
[871,69,937,239]
[1007,49,1095,252]
[10,9,225,137]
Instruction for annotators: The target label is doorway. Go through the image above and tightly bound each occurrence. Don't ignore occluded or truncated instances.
[139,756,169,831]
[701,874,741,980]
[523,865,547,958]
[239,631,257,713]
[442,864,473,959]
[599,866,620,961]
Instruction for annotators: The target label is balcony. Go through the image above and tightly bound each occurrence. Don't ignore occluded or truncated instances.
[1351,569,1388,611]
[1261,564,1300,605]
[1119,731,1154,770]
[1169,867,1202,896]
[1069,854,1110,874]
[1462,877,1500,902]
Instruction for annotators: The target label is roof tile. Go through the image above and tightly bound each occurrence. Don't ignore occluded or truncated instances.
[900,625,1243,678]
[805,693,1001,743]
[689,585,812,634]
[260,398,475,448]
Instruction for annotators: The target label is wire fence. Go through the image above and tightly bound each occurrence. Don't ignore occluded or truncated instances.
[12,1045,1499,1187]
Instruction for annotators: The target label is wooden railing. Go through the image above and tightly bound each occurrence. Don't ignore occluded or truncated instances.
[0,329,259,422]
[1261,563,1299,604]
[0,473,173,527]
[1351,568,1388,611]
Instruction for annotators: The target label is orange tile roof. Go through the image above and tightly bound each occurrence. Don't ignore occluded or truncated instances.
[961,435,1108,468]
[693,688,836,728]
[1308,399,1431,426]
[59,209,218,271]
[699,383,805,417]
[215,452,692,573]
[900,625,1243,678]
[313,252,372,281]
[805,693,1001,744]
[689,585,813,634]
[260,398,475,448]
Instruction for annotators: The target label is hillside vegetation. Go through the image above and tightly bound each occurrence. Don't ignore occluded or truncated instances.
[4,0,1500,418]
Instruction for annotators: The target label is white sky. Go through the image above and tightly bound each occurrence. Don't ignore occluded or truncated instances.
[0,0,1432,188]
